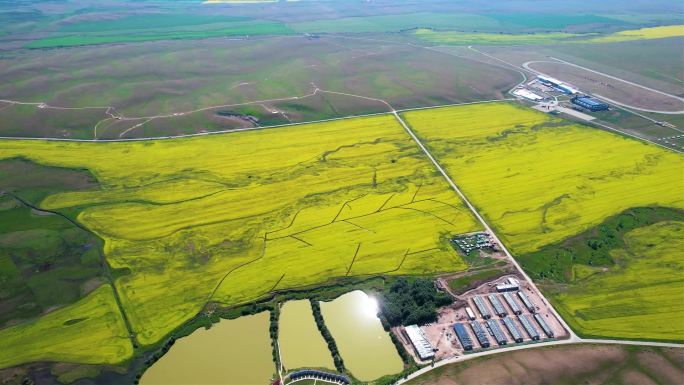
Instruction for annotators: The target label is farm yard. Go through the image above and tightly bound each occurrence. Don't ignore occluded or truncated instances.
[402,102,684,340]
[0,114,481,362]
[525,60,684,112]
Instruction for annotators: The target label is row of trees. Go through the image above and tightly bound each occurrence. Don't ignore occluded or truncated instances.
[269,308,281,371]
[309,299,345,372]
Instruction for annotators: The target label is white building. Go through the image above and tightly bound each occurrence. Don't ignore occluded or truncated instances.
[512,88,543,101]
[496,277,520,292]
[404,325,435,361]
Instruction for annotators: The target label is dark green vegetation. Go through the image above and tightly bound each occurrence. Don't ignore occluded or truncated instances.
[377,278,452,327]
[310,299,345,373]
[405,344,684,385]
[520,207,684,341]
[269,308,281,372]
[0,159,103,326]
[519,207,684,282]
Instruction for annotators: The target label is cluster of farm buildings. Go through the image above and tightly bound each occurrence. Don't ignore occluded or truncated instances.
[513,75,609,112]
[401,276,563,361]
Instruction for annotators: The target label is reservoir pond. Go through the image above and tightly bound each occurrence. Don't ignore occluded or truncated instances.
[319,290,403,381]
[278,299,335,370]
[140,311,274,385]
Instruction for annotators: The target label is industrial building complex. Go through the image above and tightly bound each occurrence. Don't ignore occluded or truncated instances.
[502,316,524,343]
[534,313,554,338]
[512,74,613,122]
[486,319,508,346]
[396,275,567,363]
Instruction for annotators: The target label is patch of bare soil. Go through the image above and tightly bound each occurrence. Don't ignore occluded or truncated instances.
[636,350,684,385]
[413,345,630,385]
[81,278,104,295]
[621,370,658,385]
[661,347,684,367]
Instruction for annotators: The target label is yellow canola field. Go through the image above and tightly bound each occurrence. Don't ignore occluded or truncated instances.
[0,115,480,351]
[402,103,684,254]
[414,25,683,46]
[588,25,684,43]
[413,28,581,45]
[0,285,133,369]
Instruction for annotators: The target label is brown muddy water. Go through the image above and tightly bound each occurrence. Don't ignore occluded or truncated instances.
[320,290,403,381]
[140,311,274,385]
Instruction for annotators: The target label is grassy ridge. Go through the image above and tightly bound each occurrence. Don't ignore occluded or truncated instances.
[550,220,684,341]
[0,114,480,365]
[519,207,684,282]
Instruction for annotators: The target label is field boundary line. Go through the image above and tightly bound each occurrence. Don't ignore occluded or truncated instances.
[0,99,509,143]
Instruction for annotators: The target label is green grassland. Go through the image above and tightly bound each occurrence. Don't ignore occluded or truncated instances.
[17,8,644,49]
[0,36,520,139]
[0,114,481,365]
[0,159,107,326]
[290,12,503,34]
[26,19,293,48]
[402,102,684,340]
[446,268,507,294]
